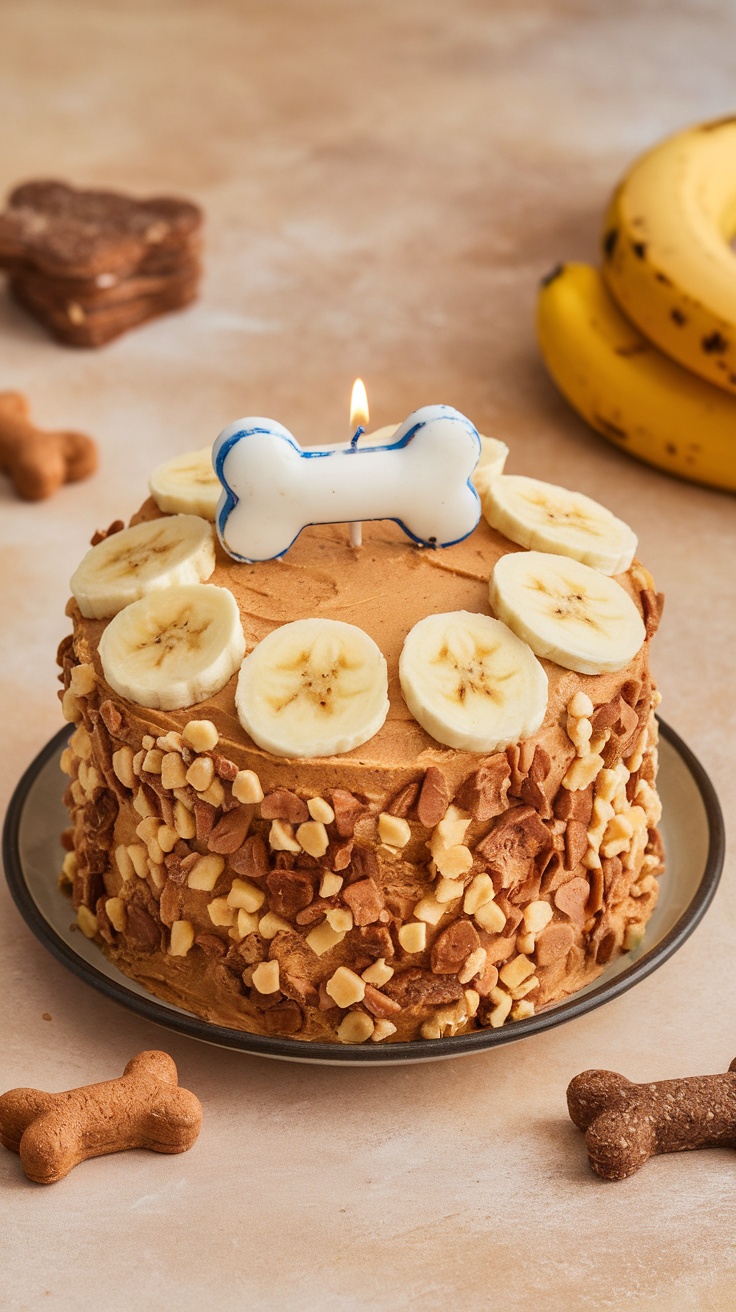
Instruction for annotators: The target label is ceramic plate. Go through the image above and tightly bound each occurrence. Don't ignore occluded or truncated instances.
[2,720,724,1065]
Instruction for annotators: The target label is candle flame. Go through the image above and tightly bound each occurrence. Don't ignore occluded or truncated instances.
[350,378,369,431]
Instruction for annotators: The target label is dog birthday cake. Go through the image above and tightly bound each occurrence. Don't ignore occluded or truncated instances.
[57,404,665,1044]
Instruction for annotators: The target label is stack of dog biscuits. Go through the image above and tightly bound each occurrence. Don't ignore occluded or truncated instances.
[0,180,203,346]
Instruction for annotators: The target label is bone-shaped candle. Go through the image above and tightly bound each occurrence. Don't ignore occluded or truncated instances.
[567,1060,736,1181]
[213,404,481,563]
[0,1050,202,1183]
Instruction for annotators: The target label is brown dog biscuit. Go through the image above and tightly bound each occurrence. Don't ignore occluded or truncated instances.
[0,1050,202,1184]
[0,180,202,280]
[11,256,202,308]
[9,272,200,348]
[0,391,97,499]
[2,236,203,290]
[567,1059,736,1180]
[0,180,203,345]
[11,263,200,318]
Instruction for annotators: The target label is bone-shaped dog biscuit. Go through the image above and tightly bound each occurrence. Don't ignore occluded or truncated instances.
[567,1060,736,1180]
[214,404,481,562]
[0,1050,202,1183]
[0,390,97,500]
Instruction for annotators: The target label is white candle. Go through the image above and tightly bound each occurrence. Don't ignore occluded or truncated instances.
[213,404,482,564]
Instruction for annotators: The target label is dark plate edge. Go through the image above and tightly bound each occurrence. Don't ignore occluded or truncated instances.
[1,718,725,1064]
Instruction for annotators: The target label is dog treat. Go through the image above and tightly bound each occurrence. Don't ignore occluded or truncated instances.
[0,180,203,346]
[10,270,201,349]
[0,391,97,499]
[0,1050,202,1183]
[567,1060,736,1180]
[0,180,202,278]
[13,257,201,308]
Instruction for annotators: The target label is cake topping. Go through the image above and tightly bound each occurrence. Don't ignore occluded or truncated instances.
[149,446,221,520]
[377,813,411,848]
[235,617,389,758]
[337,1012,375,1044]
[416,767,450,827]
[213,404,482,563]
[481,474,637,575]
[70,514,215,619]
[398,610,548,752]
[182,718,219,752]
[228,769,262,807]
[260,789,309,823]
[306,795,335,824]
[470,434,509,498]
[454,757,511,820]
[490,550,646,675]
[98,583,245,710]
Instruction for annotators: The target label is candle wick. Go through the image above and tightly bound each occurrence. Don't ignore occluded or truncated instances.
[350,425,364,450]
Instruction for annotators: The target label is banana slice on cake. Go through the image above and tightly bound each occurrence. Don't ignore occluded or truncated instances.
[149,447,221,521]
[490,551,645,674]
[99,584,245,710]
[482,474,637,574]
[471,436,510,500]
[399,610,548,752]
[70,515,216,619]
[236,618,389,758]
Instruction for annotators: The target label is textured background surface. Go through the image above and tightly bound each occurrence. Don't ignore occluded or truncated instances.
[1,2,735,1308]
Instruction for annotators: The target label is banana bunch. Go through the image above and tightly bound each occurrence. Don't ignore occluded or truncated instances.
[537,117,736,493]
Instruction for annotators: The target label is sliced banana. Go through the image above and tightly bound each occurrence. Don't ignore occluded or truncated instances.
[490,551,646,675]
[236,618,389,758]
[482,474,637,574]
[149,447,221,521]
[471,436,510,501]
[399,610,547,752]
[70,515,215,619]
[99,584,245,710]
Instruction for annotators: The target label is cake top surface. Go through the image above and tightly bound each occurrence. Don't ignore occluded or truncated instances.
[70,498,651,791]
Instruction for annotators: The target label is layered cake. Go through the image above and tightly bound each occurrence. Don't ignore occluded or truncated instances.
[57,414,665,1044]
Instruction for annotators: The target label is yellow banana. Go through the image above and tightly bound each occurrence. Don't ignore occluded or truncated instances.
[536,262,736,493]
[601,116,736,394]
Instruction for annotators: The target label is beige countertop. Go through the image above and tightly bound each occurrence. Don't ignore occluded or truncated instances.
[1,2,735,1308]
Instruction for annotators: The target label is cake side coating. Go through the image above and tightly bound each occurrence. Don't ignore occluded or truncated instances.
[57,510,665,1043]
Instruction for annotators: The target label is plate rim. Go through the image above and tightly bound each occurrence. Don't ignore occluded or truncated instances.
[1,718,725,1064]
